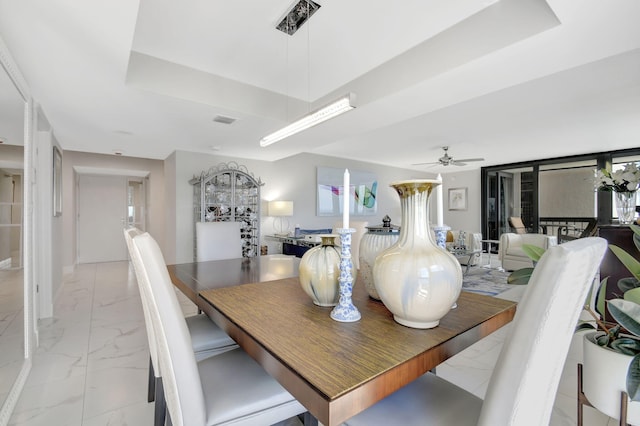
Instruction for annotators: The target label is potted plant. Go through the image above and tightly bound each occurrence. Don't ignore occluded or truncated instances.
[578,224,640,423]
[595,162,640,224]
[510,225,640,420]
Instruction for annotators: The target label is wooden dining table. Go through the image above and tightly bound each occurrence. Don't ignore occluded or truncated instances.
[168,255,517,426]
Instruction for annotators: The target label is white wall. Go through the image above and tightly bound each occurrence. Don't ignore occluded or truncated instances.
[35,130,54,316]
[61,151,165,272]
[163,152,177,264]
[439,169,482,234]
[166,151,436,264]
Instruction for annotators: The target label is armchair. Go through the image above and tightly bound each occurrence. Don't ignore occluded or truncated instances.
[498,232,557,271]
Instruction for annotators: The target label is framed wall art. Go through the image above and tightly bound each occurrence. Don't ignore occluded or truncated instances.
[448,187,467,211]
[317,167,377,216]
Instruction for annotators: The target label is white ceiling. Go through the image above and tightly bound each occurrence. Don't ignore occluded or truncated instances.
[0,0,639,172]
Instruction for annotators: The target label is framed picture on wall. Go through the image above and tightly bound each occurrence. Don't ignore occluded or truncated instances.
[53,145,62,216]
[448,187,467,211]
[316,167,378,216]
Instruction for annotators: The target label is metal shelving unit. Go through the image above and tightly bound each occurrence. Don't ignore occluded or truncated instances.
[190,162,263,258]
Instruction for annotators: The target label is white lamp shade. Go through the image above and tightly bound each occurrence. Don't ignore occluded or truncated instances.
[268,201,294,216]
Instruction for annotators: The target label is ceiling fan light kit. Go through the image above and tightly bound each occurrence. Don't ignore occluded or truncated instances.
[259,93,356,147]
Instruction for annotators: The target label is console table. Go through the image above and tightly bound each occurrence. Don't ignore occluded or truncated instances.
[266,235,321,257]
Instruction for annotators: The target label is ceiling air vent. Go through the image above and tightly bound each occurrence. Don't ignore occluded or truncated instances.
[212,115,237,125]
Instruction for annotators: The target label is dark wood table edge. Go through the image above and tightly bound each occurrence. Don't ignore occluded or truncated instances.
[198,289,516,426]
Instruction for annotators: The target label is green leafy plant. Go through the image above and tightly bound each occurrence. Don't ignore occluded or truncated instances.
[506,244,546,284]
[578,224,640,401]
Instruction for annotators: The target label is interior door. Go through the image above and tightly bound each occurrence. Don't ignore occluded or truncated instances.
[485,171,514,240]
[77,174,127,263]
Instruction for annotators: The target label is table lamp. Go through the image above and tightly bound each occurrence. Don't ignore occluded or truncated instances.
[268,201,294,236]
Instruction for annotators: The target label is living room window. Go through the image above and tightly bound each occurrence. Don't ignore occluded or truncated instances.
[481,147,640,239]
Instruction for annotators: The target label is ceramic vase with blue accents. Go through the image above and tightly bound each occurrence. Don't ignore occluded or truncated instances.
[330,229,361,322]
[373,179,462,329]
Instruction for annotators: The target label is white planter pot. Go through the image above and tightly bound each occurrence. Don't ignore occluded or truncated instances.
[583,332,640,424]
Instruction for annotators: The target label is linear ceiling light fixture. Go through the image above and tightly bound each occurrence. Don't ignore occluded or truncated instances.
[260,93,356,147]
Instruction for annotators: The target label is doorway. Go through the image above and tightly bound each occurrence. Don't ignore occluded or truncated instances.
[77,174,147,263]
[485,171,515,241]
[0,166,22,269]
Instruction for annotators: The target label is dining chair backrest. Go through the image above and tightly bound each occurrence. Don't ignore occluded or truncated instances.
[196,221,243,261]
[477,237,607,425]
[123,227,159,377]
[133,232,207,426]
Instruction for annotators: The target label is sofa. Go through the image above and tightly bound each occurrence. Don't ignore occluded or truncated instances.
[498,233,558,271]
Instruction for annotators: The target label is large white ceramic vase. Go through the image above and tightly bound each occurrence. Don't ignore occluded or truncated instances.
[373,179,462,329]
[583,332,640,423]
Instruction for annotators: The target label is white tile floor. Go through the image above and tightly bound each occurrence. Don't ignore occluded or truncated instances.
[0,268,24,409]
[8,258,618,425]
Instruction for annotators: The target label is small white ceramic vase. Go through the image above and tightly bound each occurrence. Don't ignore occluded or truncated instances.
[373,179,462,329]
[299,235,341,306]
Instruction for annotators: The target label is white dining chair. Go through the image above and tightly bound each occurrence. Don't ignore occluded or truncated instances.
[343,237,608,426]
[196,221,243,261]
[124,228,237,426]
[132,231,306,426]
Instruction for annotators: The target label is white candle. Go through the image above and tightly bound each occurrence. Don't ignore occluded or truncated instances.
[343,169,350,229]
[436,173,444,227]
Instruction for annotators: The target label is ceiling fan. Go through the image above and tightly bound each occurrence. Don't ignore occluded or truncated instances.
[413,146,485,167]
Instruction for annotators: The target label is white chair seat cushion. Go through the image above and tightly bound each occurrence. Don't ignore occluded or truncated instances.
[185,314,237,360]
[344,373,481,426]
[200,348,305,426]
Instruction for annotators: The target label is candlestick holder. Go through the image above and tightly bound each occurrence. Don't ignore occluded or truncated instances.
[433,225,451,250]
[330,228,361,322]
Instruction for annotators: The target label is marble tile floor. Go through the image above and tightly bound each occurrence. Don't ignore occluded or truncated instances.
[0,268,24,410]
[8,260,617,425]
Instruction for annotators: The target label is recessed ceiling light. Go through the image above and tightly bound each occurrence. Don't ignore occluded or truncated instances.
[113,150,123,156]
[210,145,221,151]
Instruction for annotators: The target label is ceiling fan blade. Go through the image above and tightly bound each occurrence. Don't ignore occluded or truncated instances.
[452,162,467,166]
[454,158,485,163]
[412,161,440,166]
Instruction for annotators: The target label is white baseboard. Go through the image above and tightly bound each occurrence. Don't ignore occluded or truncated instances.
[0,358,31,426]
[63,264,76,275]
